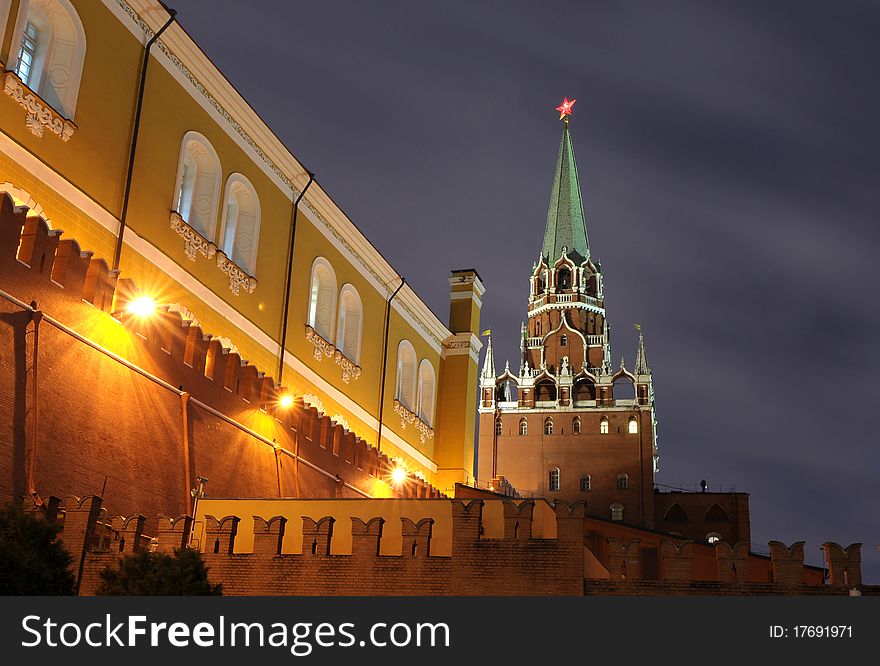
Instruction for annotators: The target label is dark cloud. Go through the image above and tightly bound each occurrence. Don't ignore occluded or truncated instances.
[172,0,880,578]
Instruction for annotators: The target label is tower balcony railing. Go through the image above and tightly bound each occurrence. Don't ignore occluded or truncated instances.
[525,336,543,348]
[586,335,605,345]
[529,292,603,311]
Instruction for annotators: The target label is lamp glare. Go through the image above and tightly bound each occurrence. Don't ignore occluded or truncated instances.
[126,296,156,317]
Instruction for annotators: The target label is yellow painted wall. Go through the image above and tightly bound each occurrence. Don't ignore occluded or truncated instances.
[0,0,473,486]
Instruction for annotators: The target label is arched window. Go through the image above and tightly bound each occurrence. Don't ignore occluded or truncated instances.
[705,504,729,522]
[664,504,689,522]
[580,474,591,492]
[599,416,609,434]
[572,416,581,434]
[628,417,638,434]
[495,417,502,436]
[417,359,436,426]
[706,533,722,544]
[535,380,556,402]
[219,174,260,275]
[610,503,624,522]
[12,0,86,118]
[560,334,568,346]
[557,267,571,290]
[616,474,629,490]
[519,418,528,436]
[543,417,553,435]
[549,468,560,492]
[173,131,222,241]
[335,284,362,363]
[535,320,542,336]
[395,340,417,411]
[308,257,337,341]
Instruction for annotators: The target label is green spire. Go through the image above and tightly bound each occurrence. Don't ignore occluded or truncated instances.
[542,121,590,264]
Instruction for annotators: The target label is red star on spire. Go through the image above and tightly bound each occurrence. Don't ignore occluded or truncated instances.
[555,97,576,121]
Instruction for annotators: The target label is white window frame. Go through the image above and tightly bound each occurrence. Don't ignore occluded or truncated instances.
[335,284,363,364]
[9,0,86,119]
[308,257,338,342]
[218,173,261,276]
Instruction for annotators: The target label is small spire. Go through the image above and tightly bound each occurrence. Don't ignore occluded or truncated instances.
[634,329,650,375]
[481,333,495,380]
[619,356,626,370]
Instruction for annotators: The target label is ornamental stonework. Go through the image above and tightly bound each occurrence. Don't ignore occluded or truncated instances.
[3,71,76,141]
[305,325,335,361]
[393,400,434,444]
[170,211,216,261]
[216,252,257,296]
[333,350,362,383]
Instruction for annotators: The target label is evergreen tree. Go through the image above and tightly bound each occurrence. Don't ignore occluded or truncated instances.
[97,547,222,596]
[0,502,75,595]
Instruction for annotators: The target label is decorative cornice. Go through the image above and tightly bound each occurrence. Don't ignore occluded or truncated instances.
[2,71,76,141]
[393,400,434,444]
[305,325,335,362]
[216,252,257,296]
[170,211,216,261]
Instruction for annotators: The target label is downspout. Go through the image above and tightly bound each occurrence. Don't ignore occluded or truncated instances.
[27,307,42,506]
[112,8,177,271]
[277,173,315,383]
[180,391,191,510]
[376,277,405,453]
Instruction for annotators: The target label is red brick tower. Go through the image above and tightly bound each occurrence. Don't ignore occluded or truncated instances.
[477,114,659,528]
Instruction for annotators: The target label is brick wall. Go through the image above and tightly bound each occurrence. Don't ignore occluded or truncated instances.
[66,495,586,596]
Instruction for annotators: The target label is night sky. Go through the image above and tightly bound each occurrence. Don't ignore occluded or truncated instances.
[171,0,880,579]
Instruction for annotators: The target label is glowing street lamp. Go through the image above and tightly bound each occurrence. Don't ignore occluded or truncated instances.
[390,465,407,486]
[126,295,157,318]
[278,393,294,409]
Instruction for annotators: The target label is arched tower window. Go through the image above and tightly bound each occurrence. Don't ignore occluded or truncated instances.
[610,503,624,522]
[12,0,86,118]
[705,504,729,522]
[664,504,689,522]
[628,417,638,434]
[557,267,571,290]
[544,417,553,435]
[706,533,722,544]
[335,284,363,363]
[599,416,609,434]
[174,131,222,241]
[580,474,591,492]
[395,340,417,411]
[308,257,337,341]
[617,474,629,490]
[519,418,528,436]
[549,468,560,492]
[560,334,568,346]
[417,359,436,426]
[219,174,260,275]
[572,416,581,434]
[495,417,502,436]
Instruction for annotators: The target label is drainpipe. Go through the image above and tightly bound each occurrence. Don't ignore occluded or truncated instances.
[112,8,177,271]
[277,173,315,383]
[376,277,405,453]
[180,391,191,510]
[27,307,42,507]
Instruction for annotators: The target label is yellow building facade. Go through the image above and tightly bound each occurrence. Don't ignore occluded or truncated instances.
[0,0,482,492]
